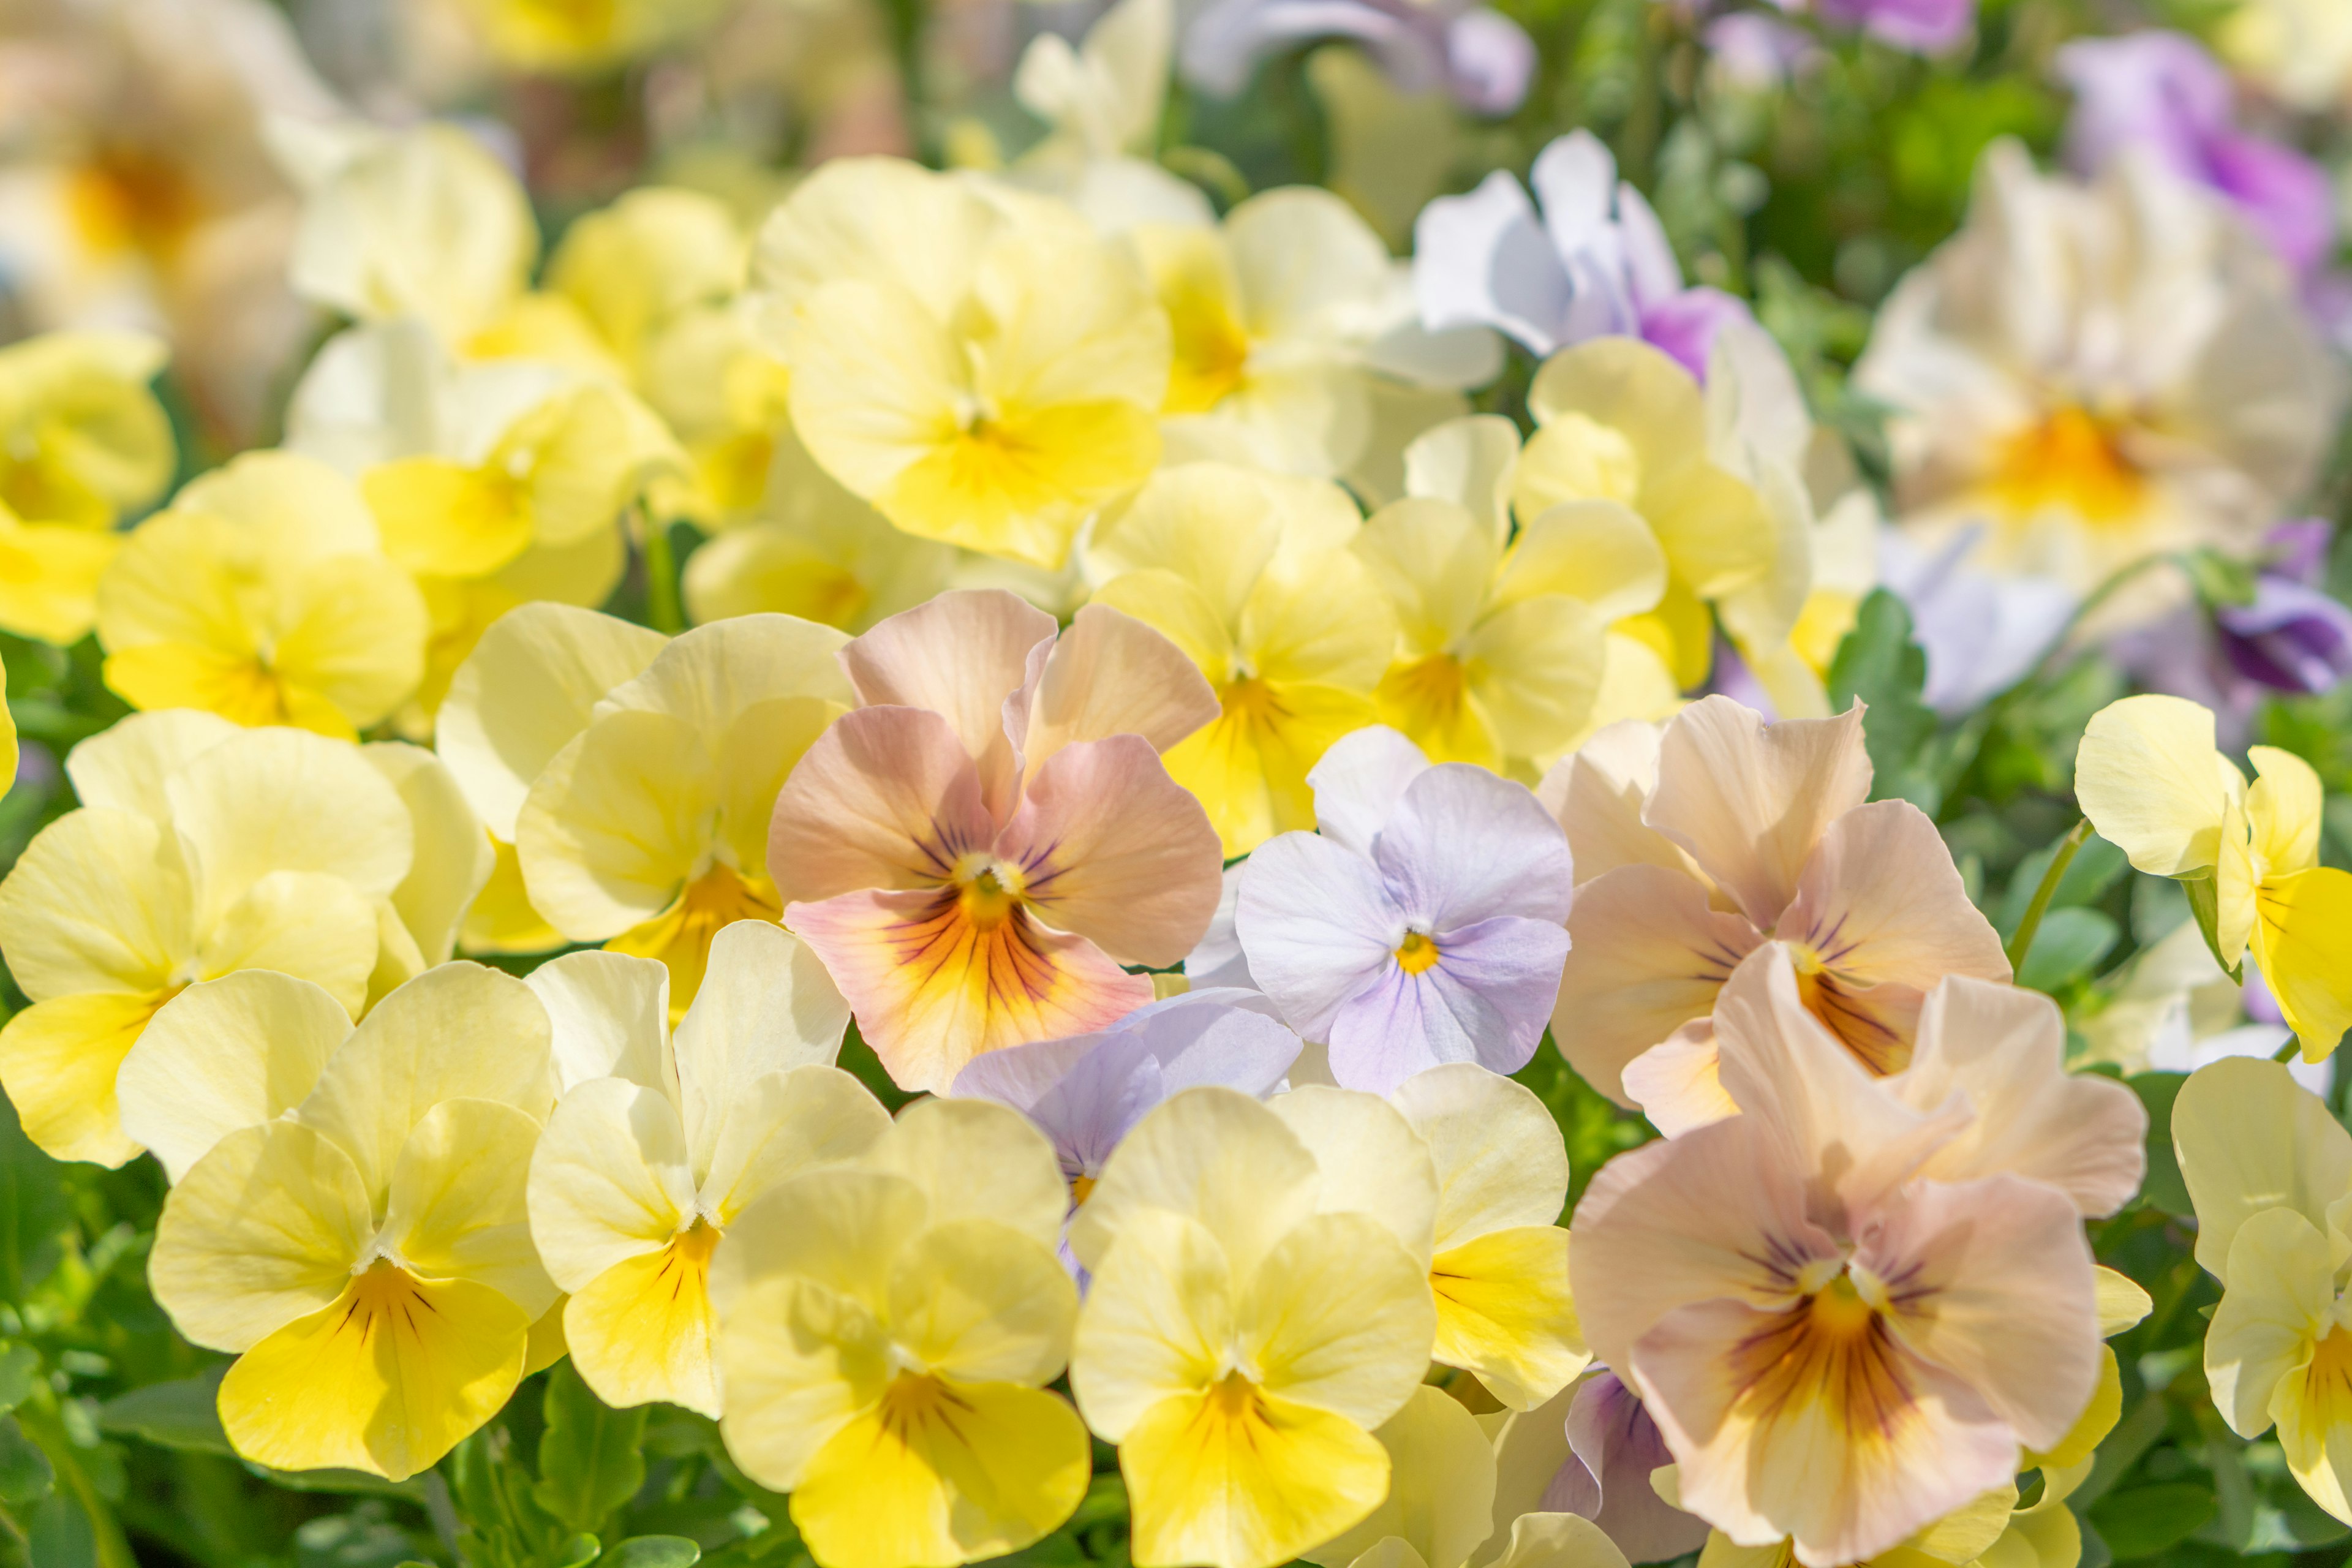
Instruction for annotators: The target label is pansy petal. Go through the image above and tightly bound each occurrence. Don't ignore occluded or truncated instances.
[1377,763,1577,928]
[1234,831,1402,1040]
[866,1096,1071,1252]
[1268,1086,1441,1264]
[1553,863,1761,1105]
[1069,1087,1319,1278]
[2173,1057,2352,1280]
[526,1077,695,1294]
[2075,695,2239,877]
[1389,1063,1568,1248]
[524,951,673,1096]
[888,1219,1078,1385]
[699,1064,891,1228]
[769,705,995,902]
[118,971,352,1184]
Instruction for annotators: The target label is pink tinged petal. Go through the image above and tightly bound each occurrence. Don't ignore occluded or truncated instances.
[1643,696,1872,930]
[1552,863,1762,1106]
[768,707,993,903]
[1776,801,2010,990]
[1629,1295,2019,1567]
[1235,832,1406,1041]
[1620,1019,1738,1137]
[1858,1173,2101,1452]
[1306,726,1433,858]
[1376,764,1576,929]
[1568,1115,1835,1377]
[782,888,1152,1095]
[1536,720,1690,888]
[1555,1370,1711,1563]
[1016,606,1220,778]
[1896,976,2148,1217]
[839,590,1056,821]
[997,735,1224,968]
[1324,916,1569,1093]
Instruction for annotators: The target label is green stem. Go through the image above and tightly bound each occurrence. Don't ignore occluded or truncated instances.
[16,1401,135,1568]
[641,511,684,636]
[2005,818,2090,974]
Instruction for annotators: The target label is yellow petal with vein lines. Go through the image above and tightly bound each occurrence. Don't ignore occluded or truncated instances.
[1430,1226,1589,1412]
[2256,867,2352,1062]
[878,400,1161,570]
[1121,1381,1391,1568]
[566,1224,724,1416]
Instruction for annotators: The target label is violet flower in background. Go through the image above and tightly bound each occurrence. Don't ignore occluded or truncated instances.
[1542,1371,1711,1564]
[2056,30,2336,277]
[1880,528,2078,715]
[1228,725,1574,1093]
[1181,0,1536,115]
[1412,130,1754,378]
[1700,12,1822,91]
[1811,0,1972,53]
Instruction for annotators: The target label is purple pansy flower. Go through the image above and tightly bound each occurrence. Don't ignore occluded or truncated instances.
[2215,521,2352,695]
[1812,0,1973,53]
[2057,30,2336,277]
[1226,726,1574,1094]
[1412,130,1754,379]
[1181,0,1536,115]
[1542,1370,1710,1564]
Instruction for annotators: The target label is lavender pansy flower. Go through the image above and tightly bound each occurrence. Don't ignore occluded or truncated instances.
[1412,130,1753,379]
[1231,725,1574,1093]
[1880,527,2076,715]
[2215,520,2352,695]
[1181,0,1536,115]
[1811,0,1973,53]
[2057,30,2335,277]
[948,987,1302,1200]
[1541,1370,1710,1564]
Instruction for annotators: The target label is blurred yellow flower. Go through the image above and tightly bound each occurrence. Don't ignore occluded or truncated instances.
[451,0,731,75]
[712,1098,1091,1568]
[526,924,878,1415]
[1088,462,1398,855]
[96,451,429,737]
[753,157,1170,568]
[0,330,175,529]
[147,962,558,1480]
[0,497,118,645]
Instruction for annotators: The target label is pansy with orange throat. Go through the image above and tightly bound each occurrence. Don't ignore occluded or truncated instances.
[1542,696,2008,1130]
[770,590,1227,1093]
[1571,948,2139,1566]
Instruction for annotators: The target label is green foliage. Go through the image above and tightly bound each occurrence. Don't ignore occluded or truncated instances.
[535,1365,649,1539]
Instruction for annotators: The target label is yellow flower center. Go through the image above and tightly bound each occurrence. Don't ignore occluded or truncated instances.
[1069,1174,1098,1207]
[1988,406,2149,526]
[1205,1368,1261,1419]
[953,860,1028,931]
[2303,1322,2352,1427]
[1782,943,1908,1076]
[608,862,785,1016]
[1164,296,1253,415]
[1728,1269,1918,1446]
[66,146,204,260]
[1395,930,1441,975]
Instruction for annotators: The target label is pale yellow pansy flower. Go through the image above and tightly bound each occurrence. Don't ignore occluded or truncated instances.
[1087,461,1399,856]
[2076,695,2352,1059]
[0,650,13,797]
[1352,492,1665,775]
[1511,337,1801,699]
[525,922,880,1415]
[146,962,559,1481]
[96,450,430,738]
[1068,1087,1439,1568]
[450,0,730,75]
[537,186,747,380]
[0,497,118,645]
[0,329,175,530]
[2220,0,2352,113]
[1002,0,1218,231]
[752,156,1170,569]
[438,605,850,1014]
[711,1097,1091,1568]
[0,713,414,1165]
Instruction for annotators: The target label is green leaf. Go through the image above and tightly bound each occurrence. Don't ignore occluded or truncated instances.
[96,1368,232,1455]
[24,1490,97,1568]
[2180,548,2260,609]
[0,1346,40,1415]
[2127,1074,2195,1218]
[534,1361,647,1535]
[1825,589,1941,812]
[557,1534,602,1568]
[606,1537,704,1568]
[2016,908,2120,993]
[0,1416,51,1509]
[2088,1482,2218,1559]
[0,1090,74,1303]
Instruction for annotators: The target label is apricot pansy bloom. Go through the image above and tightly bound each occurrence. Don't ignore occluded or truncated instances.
[1572,948,2124,1566]
[1233,726,1573,1093]
[1543,698,2008,1121]
[770,589,1226,1093]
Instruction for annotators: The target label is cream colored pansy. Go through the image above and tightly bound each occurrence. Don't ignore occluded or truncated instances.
[0,329,175,530]
[439,605,850,1014]
[1069,1087,1439,1568]
[2175,1058,2352,1524]
[146,962,558,1481]
[1134,188,1497,483]
[0,497,118,645]
[526,923,878,1415]
[1087,462,1399,856]
[2076,695,2352,1059]
[1352,491,1664,774]
[1854,141,2340,619]
[96,450,429,737]
[712,1098,1091,1568]
[1003,0,1217,230]
[751,156,1170,569]
[0,713,413,1165]
[537,186,746,377]
[2221,0,2352,113]
[1510,337,1807,704]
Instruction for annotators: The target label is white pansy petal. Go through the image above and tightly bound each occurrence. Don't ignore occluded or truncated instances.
[0,809,189,1000]
[699,1065,891,1227]
[363,744,494,971]
[166,729,414,921]
[865,1098,1071,1253]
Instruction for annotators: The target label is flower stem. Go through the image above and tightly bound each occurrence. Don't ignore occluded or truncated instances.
[2006,818,2091,974]
[642,508,684,636]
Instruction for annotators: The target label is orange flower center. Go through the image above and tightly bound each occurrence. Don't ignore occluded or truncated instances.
[1988,406,2149,526]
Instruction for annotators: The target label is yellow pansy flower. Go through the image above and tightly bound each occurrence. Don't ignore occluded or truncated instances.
[753,156,1170,569]
[2076,695,2352,1058]
[539,186,747,381]
[0,497,118,645]
[0,650,12,797]
[450,0,729,75]
[712,1098,1091,1568]
[1088,462,1400,856]
[0,329,175,530]
[1069,1087,1439,1568]
[95,451,430,737]
[526,923,881,1415]
[437,605,849,1014]
[146,962,559,1480]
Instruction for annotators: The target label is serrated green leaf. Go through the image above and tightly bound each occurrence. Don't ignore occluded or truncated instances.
[534,1361,647,1535]
[97,1368,232,1455]
[606,1537,703,1568]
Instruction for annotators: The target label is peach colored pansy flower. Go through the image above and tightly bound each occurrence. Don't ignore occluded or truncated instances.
[770,590,1226,1093]
[1540,698,2008,1129]
[1571,948,2130,1567]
